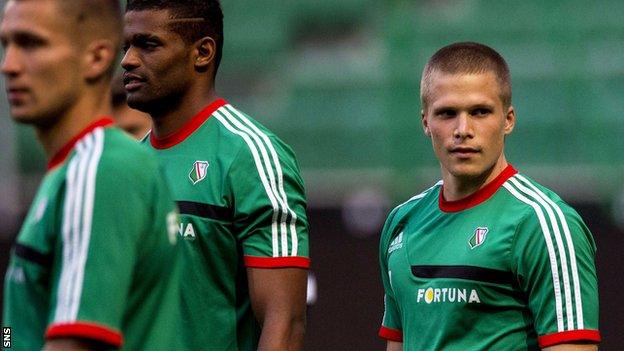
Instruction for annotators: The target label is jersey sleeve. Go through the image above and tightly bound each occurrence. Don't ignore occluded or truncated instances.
[511,203,600,348]
[228,136,309,269]
[44,141,162,348]
[378,208,403,342]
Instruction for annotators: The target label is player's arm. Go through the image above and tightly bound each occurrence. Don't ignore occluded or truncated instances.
[43,338,108,351]
[386,341,403,351]
[248,267,307,351]
[378,208,404,346]
[511,195,600,349]
[543,343,597,351]
[229,136,310,351]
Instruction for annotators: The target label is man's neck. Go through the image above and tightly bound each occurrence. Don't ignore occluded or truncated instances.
[37,87,112,160]
[150,88,218,139]
[442,159,508,202]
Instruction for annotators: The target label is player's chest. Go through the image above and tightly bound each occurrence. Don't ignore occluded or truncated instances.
[157,153,234,244]
[160,154,229,204]
[387,210,518,304]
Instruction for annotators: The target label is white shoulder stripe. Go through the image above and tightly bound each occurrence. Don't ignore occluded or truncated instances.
[67,139,88,322]
[54,128,104,322]
[509,176,575,330]
[515,174,584,329]
[220,106,288,256]
[58,136,91,322]
[213,108,281,257]
[225,105,300,257]
[56,140,84,322]
[220,106,290,256]
[71,129,104,319]
[502,180,565,332]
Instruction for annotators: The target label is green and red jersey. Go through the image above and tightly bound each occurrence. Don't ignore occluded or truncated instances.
[3,118,182,350]
[144,99,310,350]
[379,165,600,350]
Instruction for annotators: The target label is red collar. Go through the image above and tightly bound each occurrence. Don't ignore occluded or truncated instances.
[439,164,517,212]
[47,117,114,171]
[150,98,227,149]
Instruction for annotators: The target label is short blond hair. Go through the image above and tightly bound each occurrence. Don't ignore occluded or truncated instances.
[420,42,512,110]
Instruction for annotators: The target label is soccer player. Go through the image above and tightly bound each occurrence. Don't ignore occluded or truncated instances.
[378,42,600,351]
[121,1,310,350]
[1,0,181,350]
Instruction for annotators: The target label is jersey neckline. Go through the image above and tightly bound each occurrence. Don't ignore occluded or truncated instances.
[149,98,227,149]
[47,117,114,171]
[438,164,517,212]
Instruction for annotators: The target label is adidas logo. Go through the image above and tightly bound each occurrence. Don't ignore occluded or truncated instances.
[388,232,404,254]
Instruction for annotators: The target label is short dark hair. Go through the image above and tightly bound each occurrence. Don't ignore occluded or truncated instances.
[421,42,512,109]
[126,0,224,74]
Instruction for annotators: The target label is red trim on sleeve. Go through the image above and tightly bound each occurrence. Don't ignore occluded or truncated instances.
[47,117,115,170]
[378,326,403,342]
[244,256,310,268]
[538,329,601,348]
[150,98,227,149]
[46,321,123,347]
[439,164,517,212]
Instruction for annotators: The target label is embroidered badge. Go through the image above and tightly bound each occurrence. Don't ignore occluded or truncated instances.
[189,161,209,185]
[468,227,489,249]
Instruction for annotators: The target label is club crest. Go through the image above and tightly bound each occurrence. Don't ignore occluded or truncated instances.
[468,227,489,249]
[189,161,209,185]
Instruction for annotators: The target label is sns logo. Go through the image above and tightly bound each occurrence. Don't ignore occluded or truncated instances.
[2,327,11,348]
[417,287,481,304]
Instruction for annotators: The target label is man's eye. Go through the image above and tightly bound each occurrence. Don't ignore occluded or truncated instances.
[140,40,160,49]
[127,39,160,51]
[473,108,491,116]
[15,35,46,49]
[437,110,456,118]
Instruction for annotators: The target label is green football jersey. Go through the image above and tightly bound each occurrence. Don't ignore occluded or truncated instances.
[3,119,181,351]
[379,165,600,350]
[144,99,310,351]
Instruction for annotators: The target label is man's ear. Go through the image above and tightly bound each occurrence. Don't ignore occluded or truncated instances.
[83,39,116,81]
[422,109,431,137]
[504,105,515,135]
[194,36,216,70]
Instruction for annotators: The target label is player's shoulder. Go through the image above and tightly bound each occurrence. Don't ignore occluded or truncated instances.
[382,181,442,242]
[501,172,596,255]
[71,127,160,184]
[503,173,578,215]
[394,180,442,215]
[215,103,275,133]
[501,172,582,221]
[213,103,298,162]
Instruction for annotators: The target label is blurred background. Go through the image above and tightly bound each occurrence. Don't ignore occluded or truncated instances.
[1,0,623,349]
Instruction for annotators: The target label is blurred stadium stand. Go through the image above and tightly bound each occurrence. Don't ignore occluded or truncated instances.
[1,0,623,349]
